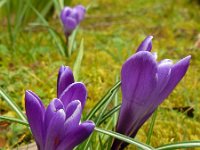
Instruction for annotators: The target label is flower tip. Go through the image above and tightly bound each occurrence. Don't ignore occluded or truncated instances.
[76,5,86,11]
[136,36,153,52]
[186,55,192,60]
[180,55,191,66]
[148,35,153,39]
[82,120,95,131]
[59,65,68,74]
[25,90,34,100]
[25,89,31,94]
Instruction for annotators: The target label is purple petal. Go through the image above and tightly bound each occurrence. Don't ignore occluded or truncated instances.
[44,109,66,150]
[64,100,82,134]
[60,7,72,22]
[114,109,155,150]
[156,59,173,93]
[63,17,77,33]
[65,100,82,120]
[25,90,45,149]
[27,90,45,111]
[60,5,86,36]
[121,51,157,105]
[115,101,142,136]
[57,66,74,98]
[56,121,95,150]
[74,5,86,22]
[44,98,64,132]
[158,55,191,103]
[70,9,79,22]
[136,36,153,52]
[112,100,155,149]
[59,82,87,110]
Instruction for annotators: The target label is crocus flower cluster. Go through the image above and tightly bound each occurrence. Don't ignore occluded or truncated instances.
[60,5,86,37]
[111,36,191,150]
[25,66,95,150]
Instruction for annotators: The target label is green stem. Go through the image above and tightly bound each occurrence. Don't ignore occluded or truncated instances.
[65,35,69,57]
[94,127,154,150]
[146,109,157,144]
[156,141,200,150]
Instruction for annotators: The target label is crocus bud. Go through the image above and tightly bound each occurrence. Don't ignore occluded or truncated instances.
[60,5,86,37]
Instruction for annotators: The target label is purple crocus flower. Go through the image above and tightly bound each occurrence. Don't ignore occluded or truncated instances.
[25,66,95,150]
[111,36,191,150]
[60,5,86,37]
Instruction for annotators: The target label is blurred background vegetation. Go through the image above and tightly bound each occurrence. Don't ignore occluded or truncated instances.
[0,0,200,149]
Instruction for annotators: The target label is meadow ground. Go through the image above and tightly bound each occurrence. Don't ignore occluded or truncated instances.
[0,0,200,149]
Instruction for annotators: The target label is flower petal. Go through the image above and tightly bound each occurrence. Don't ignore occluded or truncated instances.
[63,17,77,33]
[64,100,82,134]
[57,121,95,150]
[112,97,156,150]
[114,108,155,150]
[74,5,86,22]
[57,66,74,98]
[158,55,191,103]
[60,7,72,22]
[121,51,157,105]
[44,109,66,150]
[44,98,64,133]
[59,82,87,110]
[25,90,45,149]
[115,101,142,135]
[156,59,173,93]
[136,36,153,52]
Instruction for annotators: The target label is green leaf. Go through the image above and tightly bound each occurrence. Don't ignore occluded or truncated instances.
[0,0,7,8]
[94,127,154,150]
[68,27,78,57]
[35,1,53,22]
[0,87,27,122]
[6,0,14,45]
[0,116,29,126]
[73,38,84,81]
[53,0,62,16]
[99,104,121,125]
[113,76,119,126]
[146,109,157,144]
[156,141,200,150]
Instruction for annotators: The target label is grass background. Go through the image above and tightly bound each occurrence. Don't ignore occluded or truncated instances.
[0,0,200,149]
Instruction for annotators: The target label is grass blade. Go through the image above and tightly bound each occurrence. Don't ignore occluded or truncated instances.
[156,141,200,150]
[53,0,62,16]
[6,0,14,45]
[99,104,121,125]
[94,127,154,150]
[68,27,78,56]
[0,0,7,8]
[146,109,157,144]
[73,38,84,81]
[0,87,27,121]
[35,1,53,22]
[113,76,119,126]
[0,116,28,126]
